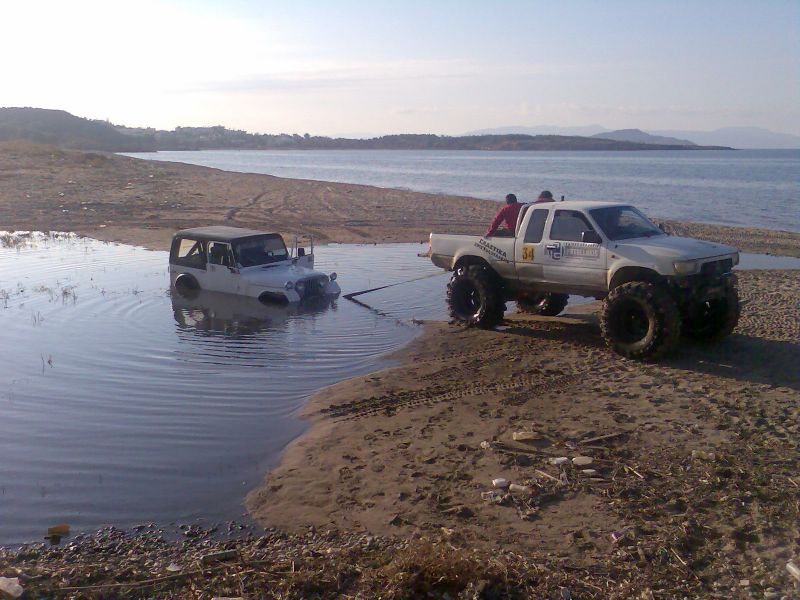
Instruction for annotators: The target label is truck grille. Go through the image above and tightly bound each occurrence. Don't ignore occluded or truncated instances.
[701,258,733,277]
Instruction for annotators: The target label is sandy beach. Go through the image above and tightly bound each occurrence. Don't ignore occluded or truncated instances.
[1,143,799,597]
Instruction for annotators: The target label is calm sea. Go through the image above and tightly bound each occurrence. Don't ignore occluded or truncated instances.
[123,149,800,233]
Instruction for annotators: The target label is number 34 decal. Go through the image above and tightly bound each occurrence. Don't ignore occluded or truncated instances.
[521,245,535,261]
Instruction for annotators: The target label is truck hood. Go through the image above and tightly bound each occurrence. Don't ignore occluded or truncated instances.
[614,235,737,261]
[239,262,329,288]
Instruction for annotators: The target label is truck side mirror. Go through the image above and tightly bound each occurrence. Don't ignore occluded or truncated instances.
[581,230,602,244]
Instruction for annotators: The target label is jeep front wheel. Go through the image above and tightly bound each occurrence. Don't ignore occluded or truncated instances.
[517,293,569,316]
[684,278,740,342]
[447,265,504,329]
[600,282,681,361]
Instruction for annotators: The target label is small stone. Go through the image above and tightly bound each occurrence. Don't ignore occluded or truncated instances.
[549,457,569,466]
[512,431,537,442]
[480,441,492,450]
[166,563,181,572]
[492,478,510,489]
[581,469,598,476]
[739,579,750,587]
[787,560,800,582]
[691,450,716,461]
[0,578,23,599]
[572,456,593,467]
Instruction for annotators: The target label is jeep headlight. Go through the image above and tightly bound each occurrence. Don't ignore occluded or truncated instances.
[732,252,739,266]
[673,259,699,275]
[295,281,306,294]
[284,281,294,290]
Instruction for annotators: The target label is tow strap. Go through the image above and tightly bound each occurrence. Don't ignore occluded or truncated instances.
[343,271,446,301]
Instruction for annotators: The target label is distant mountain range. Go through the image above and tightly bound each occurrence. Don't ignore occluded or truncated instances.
[0,107,738,152]
[592,129,696,146]
[466,125,800,149]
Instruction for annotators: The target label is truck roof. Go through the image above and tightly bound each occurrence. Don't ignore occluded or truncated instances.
[173,226,279,243]
[527,200,629,211]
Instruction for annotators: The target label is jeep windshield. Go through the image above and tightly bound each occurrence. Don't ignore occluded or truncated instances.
[233,234,289,267]
[590,206,663,241]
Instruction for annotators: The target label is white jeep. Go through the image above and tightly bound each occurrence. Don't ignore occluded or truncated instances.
[429,201,740,360]
[169,226,340,303]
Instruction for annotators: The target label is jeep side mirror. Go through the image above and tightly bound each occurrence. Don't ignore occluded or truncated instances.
[581,230,602,244]
[298,247,306,257]
[658,223,666,233]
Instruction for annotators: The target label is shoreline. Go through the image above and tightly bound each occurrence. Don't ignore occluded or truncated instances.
[1,141,799,255]
[1,143,799,596]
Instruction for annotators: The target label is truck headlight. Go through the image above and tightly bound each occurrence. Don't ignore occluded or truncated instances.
[732,252,740,266]
[673,260,699,275]
[329,272,337,281]
[284,281,294,290]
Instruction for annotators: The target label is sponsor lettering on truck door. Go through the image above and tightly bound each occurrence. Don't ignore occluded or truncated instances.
[540,209,607,293]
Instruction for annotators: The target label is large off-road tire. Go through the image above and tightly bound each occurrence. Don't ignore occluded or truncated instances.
[684,278,740,342]
[447,265,505,329]
[600,281,681,361]
[517,293,569,316]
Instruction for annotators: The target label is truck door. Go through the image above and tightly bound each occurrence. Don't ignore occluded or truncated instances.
[541,209,607,293]
[205,242,240,293]
[514,207,550,285]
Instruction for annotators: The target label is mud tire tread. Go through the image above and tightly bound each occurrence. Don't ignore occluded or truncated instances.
[600,281,681,361]
[447,265,504,329]
[517,293,569,316]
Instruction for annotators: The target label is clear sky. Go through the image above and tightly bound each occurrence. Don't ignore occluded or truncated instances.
[3,0,798,136]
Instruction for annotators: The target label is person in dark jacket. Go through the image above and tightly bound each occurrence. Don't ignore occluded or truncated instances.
[485,193,522,237]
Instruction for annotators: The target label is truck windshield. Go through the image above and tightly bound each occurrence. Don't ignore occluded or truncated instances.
[233,235,289,267]
[590,206,663,241]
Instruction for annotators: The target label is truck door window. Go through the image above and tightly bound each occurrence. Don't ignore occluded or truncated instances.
[550,210,596,242]
[523,209,548,243]
[208,242,233,267]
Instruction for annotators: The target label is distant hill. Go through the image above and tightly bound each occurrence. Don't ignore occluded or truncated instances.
[652,127,800,149]
[465,124,609,137]
[592,128,696,146]
[118,129,724,151]
[0,107,154,151]
[0,108,731,152]
[464,124,800,149]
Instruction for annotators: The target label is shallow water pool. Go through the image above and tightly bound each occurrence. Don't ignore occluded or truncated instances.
[0,235,447,544]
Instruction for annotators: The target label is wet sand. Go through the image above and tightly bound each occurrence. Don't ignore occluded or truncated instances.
[2,142,799,596]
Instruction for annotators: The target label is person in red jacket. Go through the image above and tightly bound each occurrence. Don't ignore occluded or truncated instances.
[485,193,522,237]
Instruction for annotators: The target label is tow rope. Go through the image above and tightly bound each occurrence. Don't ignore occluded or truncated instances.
[343,271,446,301]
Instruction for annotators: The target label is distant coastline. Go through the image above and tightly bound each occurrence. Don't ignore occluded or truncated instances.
[1,107,732,153]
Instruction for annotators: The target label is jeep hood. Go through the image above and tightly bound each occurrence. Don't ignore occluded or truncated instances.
[239,263,327,287]
[614,235,737,261]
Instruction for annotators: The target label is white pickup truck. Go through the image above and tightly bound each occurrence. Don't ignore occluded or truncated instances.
[430,200,740,360]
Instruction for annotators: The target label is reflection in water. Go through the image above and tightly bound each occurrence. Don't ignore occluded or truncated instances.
[171,289,337,338]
